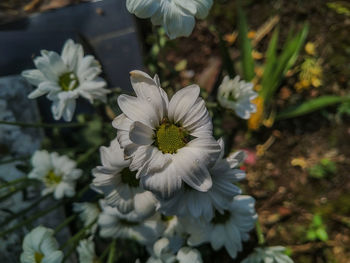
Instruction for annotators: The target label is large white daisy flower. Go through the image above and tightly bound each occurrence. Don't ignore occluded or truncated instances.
[126,0,213,39]
[77,239,99,263]
[28,150,82,199]
[22,39,110,122]
[98,200,165,245]
[113,70,220,199]
[73,202,100,234]
[242,246,294,263]
[185,195,258,259]
[92,138,157,218]
[147,237,203,263]
[158,138,245,219]
[20,226,63,263]
[217,75,258,119]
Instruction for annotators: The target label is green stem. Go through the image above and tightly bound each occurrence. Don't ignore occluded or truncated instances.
[0,200,63,238]
[0,182,38,202]
[256,221,265,245]
[62,218,98,262]
[53,214,77,235]
[99,242,113,262]
[0,194,51,228]
[76,145,100,166]
[0,156,30,165]
[0,176,33,189]
[0,120,86,129]
[107,239,116,263]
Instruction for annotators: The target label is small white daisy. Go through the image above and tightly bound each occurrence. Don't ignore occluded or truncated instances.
[73,202,100,234]
[29,150,82,199]
[22,39,110,122]
[147,237,203,263]
[242,246,294,263]
[217,75,257,119]
[185,195,258,259]
[98,200,164,245]
[92,138,157,218]
[126,0,213,39]
[158,138,245,219]
[113,70,220,199]
[20,226,63,263]
[77,238,99,263]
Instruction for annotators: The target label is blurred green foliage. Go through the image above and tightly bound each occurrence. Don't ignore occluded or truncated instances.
[306,214,328,242]
[308,158,336,179]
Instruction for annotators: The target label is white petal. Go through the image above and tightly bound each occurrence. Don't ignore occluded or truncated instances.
[193,0,213,19]
[168,85,200,124]
[126,0,160,18]
[130,70,166,120]
[62,99,76,122]
[141,163,182,199]
[130,121,155,145]
[28,81,60,99]
[22,69,47,86]
[61,39,83,72]
[117,95,159,129]
[162,3,195,39]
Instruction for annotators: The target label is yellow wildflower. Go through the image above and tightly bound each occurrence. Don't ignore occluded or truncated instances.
[248,96,264,130]
[247,31,256,39]
[252,50,263,60]
[224,32,238,45]
[295,58,323,92]
[305,42,316,56]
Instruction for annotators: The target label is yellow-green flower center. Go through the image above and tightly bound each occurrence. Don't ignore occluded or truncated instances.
[44,170,62,186]
[59,72,79,91]
[120,168,139,187]
[34,252,44,263]
[155,122,187,154]
[211,210,231,225]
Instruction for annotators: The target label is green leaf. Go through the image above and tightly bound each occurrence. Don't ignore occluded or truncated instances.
[175,59,187,72]
[237,6,255,81]
[260,27,279,101]
[313,214,323,227]
[316,228,329,241]
[218,31,236,78]
[320,158,337,174]
[308,165,326,179]
[276,95,350,120]
[306,230,317,241]
[264,24,309,105]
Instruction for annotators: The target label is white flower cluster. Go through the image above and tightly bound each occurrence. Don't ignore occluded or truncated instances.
[217,75,258,119]
[20,71,260,262]
[22,39,110,122]
[89,70,258,260]
[29,150,82,200]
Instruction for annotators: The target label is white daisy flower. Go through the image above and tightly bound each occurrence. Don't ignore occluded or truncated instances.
[20,226,63,263]
[22,39,110,122]
[176,247,203,263]
[147,237,203,263]
[77,238,99,263]
[92,138,158,218]
[126,0,213,39]
[242,246,294,263]
[113,70,220,199]
[185,195,258,259]
[217,75,258,119]
[98,200,165,245]
[158,138,245,219]
[28,150,82,199]
[73,202,100,234]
